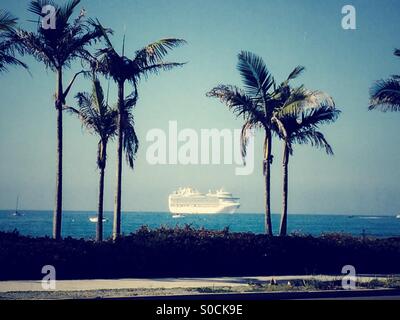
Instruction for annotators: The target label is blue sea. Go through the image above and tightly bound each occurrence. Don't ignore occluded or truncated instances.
[0,211,400,239]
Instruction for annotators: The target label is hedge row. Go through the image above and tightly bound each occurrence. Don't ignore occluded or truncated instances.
[1,226,399,280]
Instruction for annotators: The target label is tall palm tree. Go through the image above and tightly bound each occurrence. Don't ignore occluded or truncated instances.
[68,76,119,242]
[93,20,186,240]
[0,10,27,73]
[207,51,308,235]
[15,0,104,240]
[272,91,340,236]
[369,48,400,112]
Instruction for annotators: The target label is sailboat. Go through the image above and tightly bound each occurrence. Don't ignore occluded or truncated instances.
[12,196,23,216]
[89,216,108,223]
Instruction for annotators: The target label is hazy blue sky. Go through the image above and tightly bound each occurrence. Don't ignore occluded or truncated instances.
[0,0,400,214]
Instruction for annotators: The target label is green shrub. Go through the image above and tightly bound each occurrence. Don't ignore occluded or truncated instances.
[0,228,399,280]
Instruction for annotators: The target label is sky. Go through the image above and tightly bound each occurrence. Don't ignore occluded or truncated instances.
[0,0,400,215]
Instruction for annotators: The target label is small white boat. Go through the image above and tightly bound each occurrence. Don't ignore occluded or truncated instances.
[396,215,400,219]
[12,212,23,217]
[12,196,24,216]
[89,217,108,223]
[172,214,185,219]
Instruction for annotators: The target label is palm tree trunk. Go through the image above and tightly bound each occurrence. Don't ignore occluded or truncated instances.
[97,165,105,242]
[264,129,273,236]
[279,141,289,236]
[97,141,107,242]
[113,81,124,240]
[53,68,63,240]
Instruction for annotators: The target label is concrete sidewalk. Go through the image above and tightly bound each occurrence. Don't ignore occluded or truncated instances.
[0,275,385,292]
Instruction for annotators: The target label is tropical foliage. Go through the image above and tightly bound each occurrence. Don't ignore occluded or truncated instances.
[369,48,400,112]
[92,19,186,239]
[68,76,118,241]
[0,1,351,242]
[0,10,27,73]
[207,52,319,235]
[273,90,340,235]
[15,0,104,239]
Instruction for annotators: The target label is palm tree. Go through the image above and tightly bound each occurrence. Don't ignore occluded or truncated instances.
[93,20,186,240]
[369,48,400,112]
[15,0,104,240]
[67,76,119,242]
[272,90,340,236]
[207,51,308,235]
[0,10,27,73]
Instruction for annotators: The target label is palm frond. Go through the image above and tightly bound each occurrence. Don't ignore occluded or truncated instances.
[92,77,105,114]
[134,38,187,66]
[275,104,339,139]
[136,62,185,81]
[28,0,56,17]
[293,129,334,155]
[272,83,339,156]
[286,65,305,82]
[276,86,336,119]
[0,11,29,73]
[121,111,139,168]
[65,105,79,114]
[74,91,99,130]
[0,52,28,73]
[369,78,400,112]
[71,78,118,157]
[240,121,257,164]
[19,1,103,70]
[93,25,184,86]
[123,91,138,110]
[207,84,266,124]
[59,0,81,21]
[14,30,56,68]
[0,10,18,32]
[66,26,108,59]
[299,105,341,129]
[29,0,80,29]
[274,86,309,117]
[237,51,275,97]
[90,18,115,53]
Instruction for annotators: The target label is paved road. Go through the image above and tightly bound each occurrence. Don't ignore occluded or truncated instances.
[1,275,399,300]
[126,289,400,300]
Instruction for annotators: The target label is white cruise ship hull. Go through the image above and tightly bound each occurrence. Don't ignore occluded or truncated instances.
[169,204,239,215]
[168,188,240,215]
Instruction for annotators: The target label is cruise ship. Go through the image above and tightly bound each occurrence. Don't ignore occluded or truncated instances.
[168,188,240,214]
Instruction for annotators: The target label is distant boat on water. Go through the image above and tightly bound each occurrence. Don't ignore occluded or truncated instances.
[89,216,107,223]
[12,196,23,216]
[172,214,185,219]
[396,215,400,219]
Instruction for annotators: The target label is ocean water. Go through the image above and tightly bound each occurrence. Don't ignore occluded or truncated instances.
[0,211,399,239]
